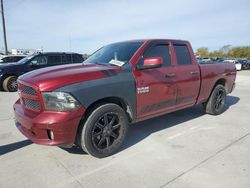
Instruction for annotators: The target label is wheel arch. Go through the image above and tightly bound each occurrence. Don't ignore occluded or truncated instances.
[1,73,18,81]
[204,79,227,115]
[0,73,18,91]
[205,78,227,104]
[82,96,134,123]
[213,78,228,93]
[75,96,134,146]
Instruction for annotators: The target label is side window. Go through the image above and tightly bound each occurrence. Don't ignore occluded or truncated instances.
[144,45,171,67]
[4,57,12,62]
[173,44,192,65]
[7,57,13,62]
[73,54,83,63]
[14,57,23,62]
[30,56,48,66]
[66,54,73,63]
[48,55,62,65]
[61,55,68,64]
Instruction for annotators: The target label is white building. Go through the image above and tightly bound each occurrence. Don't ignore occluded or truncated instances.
[11,48,43,55]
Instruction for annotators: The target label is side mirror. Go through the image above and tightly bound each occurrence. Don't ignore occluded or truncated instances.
[137,57,163,70]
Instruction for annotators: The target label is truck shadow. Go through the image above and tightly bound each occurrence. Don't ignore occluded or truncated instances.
[60,145,86,155]
[224,95,240,108]
[0,140,33,156]
[120,95,240,152]
[61,95,239,155]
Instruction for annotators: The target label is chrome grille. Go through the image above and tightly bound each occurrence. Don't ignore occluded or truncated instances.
[23,98,41,111]
[22,85,37,96]
[19,82,41,112]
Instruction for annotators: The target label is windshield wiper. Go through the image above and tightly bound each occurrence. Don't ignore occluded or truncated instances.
[84,61,110,66]
[94,62,108,66]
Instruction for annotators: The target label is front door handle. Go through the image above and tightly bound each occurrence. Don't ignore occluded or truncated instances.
[165,73,176,78]
[190,70,198,75]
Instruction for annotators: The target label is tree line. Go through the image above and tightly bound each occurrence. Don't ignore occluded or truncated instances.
[196,45,250,59]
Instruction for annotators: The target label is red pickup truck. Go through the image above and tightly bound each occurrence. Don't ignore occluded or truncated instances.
[14,39,236,158]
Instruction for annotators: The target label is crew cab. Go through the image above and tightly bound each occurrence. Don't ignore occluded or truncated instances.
[13,39,236,158]
[0,52,84,92]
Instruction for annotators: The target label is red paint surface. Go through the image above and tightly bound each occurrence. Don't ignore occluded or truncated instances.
[20,63,120,91]
[14,99,85,145]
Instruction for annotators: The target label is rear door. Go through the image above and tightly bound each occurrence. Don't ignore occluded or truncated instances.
[72,54,84,63]
[47,55,62,66]
[62,54,72,64]
[172,42,200,106]
[135,41,177,119]
[63,54,83,64]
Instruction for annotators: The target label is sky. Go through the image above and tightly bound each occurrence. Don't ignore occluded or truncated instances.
[1,0,250,54]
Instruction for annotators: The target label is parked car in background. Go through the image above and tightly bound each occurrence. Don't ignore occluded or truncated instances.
[235,61,242,71]
[201,58,212,63]
[247,60,250,69]
[0,55,26,64]
[223,59,242,71]
[0,52,84,92]
[238,59,250,70]
[215,58,224,63]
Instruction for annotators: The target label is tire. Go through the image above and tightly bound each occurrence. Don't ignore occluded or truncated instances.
[3,76,18,92]
[204,84,227,115]
[79,103,129,158]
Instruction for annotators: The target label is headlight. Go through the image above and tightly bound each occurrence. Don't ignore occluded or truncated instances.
[42,92,81,111]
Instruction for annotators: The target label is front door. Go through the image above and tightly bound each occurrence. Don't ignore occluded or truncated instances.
[134,42,177,120]
[27,55,48,72]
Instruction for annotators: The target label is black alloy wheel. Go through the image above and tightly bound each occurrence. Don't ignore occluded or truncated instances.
[91,112,121,150]
[204,84,227,115]
[214,88,226,111]
[79,103,128,158]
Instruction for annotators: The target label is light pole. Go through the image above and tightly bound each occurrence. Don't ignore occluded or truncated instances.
[1,0,8,55]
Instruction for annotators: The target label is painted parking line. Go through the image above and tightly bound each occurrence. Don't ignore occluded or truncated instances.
[167,132,184,140]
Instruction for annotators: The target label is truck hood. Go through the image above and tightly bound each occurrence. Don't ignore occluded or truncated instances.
[0,62,18,68]
[19,63,120,91]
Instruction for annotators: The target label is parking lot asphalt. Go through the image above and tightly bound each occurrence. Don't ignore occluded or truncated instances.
[0,71,250,188]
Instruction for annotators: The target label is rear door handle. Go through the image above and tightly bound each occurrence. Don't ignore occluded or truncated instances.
[165,73,176,78]
[190,70,198,75]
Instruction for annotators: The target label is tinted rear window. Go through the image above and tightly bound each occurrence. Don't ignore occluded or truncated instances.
[73,54,83,63]
[48,55,62,65]
[64,54,73,63]
[63,54,83,64]
[174,44,192,65]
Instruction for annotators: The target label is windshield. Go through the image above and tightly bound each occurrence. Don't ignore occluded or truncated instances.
[16,54,36,64]
[84,42,143,66]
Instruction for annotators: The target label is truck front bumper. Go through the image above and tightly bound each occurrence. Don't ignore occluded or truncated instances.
[14,99,85,146]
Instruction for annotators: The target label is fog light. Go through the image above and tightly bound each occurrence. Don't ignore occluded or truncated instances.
[47,130,54,140]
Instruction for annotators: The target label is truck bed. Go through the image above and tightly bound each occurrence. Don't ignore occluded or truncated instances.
[197,62,236,104]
